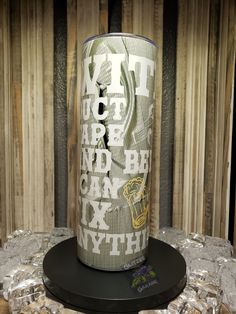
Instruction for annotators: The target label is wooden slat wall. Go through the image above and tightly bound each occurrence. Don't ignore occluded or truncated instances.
[216,0,235,239]
[0,0,54,241]
[173,0,235,238]
[0,0,235,244]
[173,0,210,234]
[122,0,163,237]
[20,0,54,232]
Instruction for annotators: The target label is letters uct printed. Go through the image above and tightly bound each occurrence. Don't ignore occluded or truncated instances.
[78,45,156,262]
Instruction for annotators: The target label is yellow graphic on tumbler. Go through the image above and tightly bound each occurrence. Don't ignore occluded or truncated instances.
[123,177,149,229]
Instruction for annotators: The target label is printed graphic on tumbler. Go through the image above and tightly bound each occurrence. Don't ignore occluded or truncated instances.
[77,34,157,271]
[123,177,148,229]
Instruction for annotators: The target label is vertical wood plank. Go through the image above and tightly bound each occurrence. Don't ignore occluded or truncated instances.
[130,0,154,38]
[182,0,196,234]
[77,0,99,46]
[21,0,37,230]
[204,0,219,235]
[20,0,30,230]
[122,0,163,236]
[228,0,236,246]
[0,0,12,241]
[132,0,142,35]
[173,0,188,229]
[213,0,228,237]
[10,0,23,231]
[122,0,133,33]
[193,0,209,234]
[34,0,45,230]
[99,0,108,34]
[193,0,209,233]
[67,0,78,230]
[232,0,236,251]
[150,0,163,236]
[141,0,154,39]
[122,0,156,38]
[4,0,13,236]
[0,0,5,242]
[213,0,231,238]
[172,0,188,229]
[220,0,235,238]
[42,0,54,231]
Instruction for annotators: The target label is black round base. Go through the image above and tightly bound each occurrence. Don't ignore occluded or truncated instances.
[43,237,186,313]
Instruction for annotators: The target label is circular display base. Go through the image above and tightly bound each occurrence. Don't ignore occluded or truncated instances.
[43,237,186,313]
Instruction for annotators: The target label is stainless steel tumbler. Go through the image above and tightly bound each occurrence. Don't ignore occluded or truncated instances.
[77,33,157,271]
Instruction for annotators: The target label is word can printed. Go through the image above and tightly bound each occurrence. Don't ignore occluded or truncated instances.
[77,33,157,271]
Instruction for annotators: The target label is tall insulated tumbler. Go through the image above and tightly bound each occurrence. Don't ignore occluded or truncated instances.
[77,33,157,271]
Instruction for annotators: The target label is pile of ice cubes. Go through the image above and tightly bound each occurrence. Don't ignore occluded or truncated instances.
[0,227,235,313]
[0,228,78,314]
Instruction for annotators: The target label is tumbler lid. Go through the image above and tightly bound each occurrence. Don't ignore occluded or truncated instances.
[83,32,157,47]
